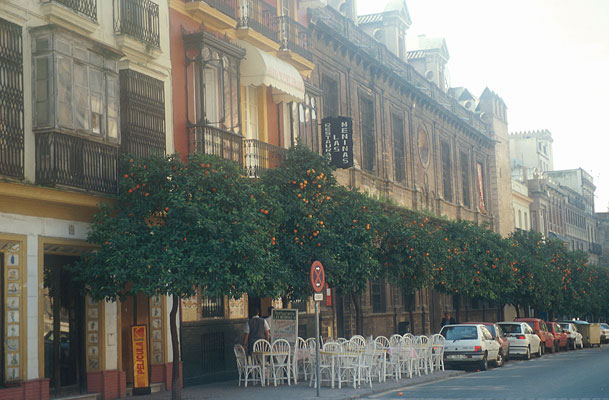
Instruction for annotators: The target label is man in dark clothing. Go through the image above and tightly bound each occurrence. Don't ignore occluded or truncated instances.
[441,312,456,327]
[243,306,270,354]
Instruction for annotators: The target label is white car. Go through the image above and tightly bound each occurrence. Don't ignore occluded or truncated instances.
[600,323,609,343]
[497,322,542,359]
[559,322,584,349]
[440,324,502,370]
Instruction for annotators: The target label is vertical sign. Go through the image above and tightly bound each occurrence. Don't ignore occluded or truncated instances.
[271,309,298,349]
[477,162,486,214]
[322,117,353,168]
[131,325,150,394]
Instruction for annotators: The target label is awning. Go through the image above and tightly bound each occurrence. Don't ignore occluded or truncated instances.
[238,40,305,103]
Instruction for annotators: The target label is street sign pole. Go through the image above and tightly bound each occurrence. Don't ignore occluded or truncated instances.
[315,300,320,397]
[310,260,325,398]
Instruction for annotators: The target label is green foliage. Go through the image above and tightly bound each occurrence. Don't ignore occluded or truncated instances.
[73,153,282,302]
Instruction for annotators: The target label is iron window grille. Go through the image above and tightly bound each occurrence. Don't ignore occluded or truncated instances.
[0,18,24,179]
[321,75,338,119]
[371,279,386,313]
[201,296,224,318]
[200,332,225,373]
[119,69,166,158]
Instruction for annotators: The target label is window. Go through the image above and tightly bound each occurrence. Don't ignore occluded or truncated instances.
[322,74,339,118]
[0,17,24,179]
[441,140,453,202]
[32,29,119,141]
[243,86,259,139]
[185,37,242,134]
[460,151,471,208]
[392,112,406,184]
[477,162,487,213]
[119,69,166,158]
[371,279,386,313]
[201,296,224,318]
[359,95,376,173]
[290,91,320,152]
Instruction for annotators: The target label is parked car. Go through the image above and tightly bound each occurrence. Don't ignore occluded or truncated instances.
[514,318,555,353]
[440,324,503,370]
[600,323,609,343]
[466,322,510,362]
[546,322,569,351]
[497,321,542,359]
[559,322,584,349]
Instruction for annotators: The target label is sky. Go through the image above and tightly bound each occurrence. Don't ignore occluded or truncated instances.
[357,0,609,211]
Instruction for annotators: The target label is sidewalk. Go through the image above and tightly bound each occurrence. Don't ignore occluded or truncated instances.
[120,370,464,400]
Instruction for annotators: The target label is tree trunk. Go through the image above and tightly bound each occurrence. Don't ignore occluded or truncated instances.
[351,293,363,335]
[455,294,461,323]
[515,304,521,318]
[465,300,469,321]
[170,296,181,400]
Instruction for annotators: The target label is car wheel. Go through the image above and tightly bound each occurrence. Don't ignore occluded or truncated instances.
[540,342,545,355]
[537,343,543,357]
[525,346,531,360]
[548,341,554,353]
[494,351,504,367]
[479,353,488,371]
[554,341,559,353]
[571,340,576,350]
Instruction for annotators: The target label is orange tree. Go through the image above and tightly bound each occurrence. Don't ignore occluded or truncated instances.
[433,220,511,320]
[377,212,436,328]
[73,154,282,400]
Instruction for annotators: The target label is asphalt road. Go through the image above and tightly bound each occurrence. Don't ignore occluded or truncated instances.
[369,344,609,399]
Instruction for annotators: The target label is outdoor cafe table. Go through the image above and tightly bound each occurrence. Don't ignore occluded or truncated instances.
[251,350,290,386]
[318,350,361,389]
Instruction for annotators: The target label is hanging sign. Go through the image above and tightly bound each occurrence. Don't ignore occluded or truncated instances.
[131,325,151,394]
[322,116,353,168]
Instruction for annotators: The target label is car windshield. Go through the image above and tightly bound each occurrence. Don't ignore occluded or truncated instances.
[441,326,479,340]
[498,324,521,334]
[486,325,497,337]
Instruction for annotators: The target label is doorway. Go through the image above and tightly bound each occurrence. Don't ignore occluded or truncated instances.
[43,254,86,396]
[120,292,150,386]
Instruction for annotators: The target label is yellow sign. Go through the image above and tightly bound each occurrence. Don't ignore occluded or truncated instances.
[131,325,150,391]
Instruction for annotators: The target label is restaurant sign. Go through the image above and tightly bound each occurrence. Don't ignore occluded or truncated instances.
[322,116,353,169]
[270,309,298,348]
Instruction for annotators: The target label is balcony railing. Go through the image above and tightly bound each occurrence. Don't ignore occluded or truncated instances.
[114,0,160,47]
[35,132,118,194]
[238,0,279,42]
[189,124,243,165]
[186,0,237,20]
[47,0,98,21]
[243,139,286,178]
[278,16,312,61]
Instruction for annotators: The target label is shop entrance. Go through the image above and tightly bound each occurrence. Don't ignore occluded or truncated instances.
[120,292,150,385]
[43,254,86,396]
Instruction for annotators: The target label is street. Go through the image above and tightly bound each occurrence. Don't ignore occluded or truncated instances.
[370,345,609,399]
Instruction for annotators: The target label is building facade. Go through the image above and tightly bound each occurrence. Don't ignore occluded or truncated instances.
[0,1,175,399]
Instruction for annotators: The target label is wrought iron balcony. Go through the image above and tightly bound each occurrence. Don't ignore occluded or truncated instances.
[114,0,160,47]
[186,0,237,20]
[278,16,312,61]
[35,131,119,194]
[45,0,98,21]
[189,124,243,165]
[243,139,287,178]
[238,0,279,42]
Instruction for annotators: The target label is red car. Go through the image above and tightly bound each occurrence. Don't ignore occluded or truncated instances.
[466,322,510,362]
[546,322,569,351]
[514,318,554,354]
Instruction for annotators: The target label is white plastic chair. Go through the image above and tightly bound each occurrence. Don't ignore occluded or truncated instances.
[357,341,376,388]
[389,334,403,348]
[398,336,415,379]
[234,344,263,387]
[292,337,307,383]
[414,335,432,375]
[431,334,445,372]
[252,339,271,385]
[373,336,390,382]
[270,339,291,386]
[350,335,366,349]
[309,342,334,387]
